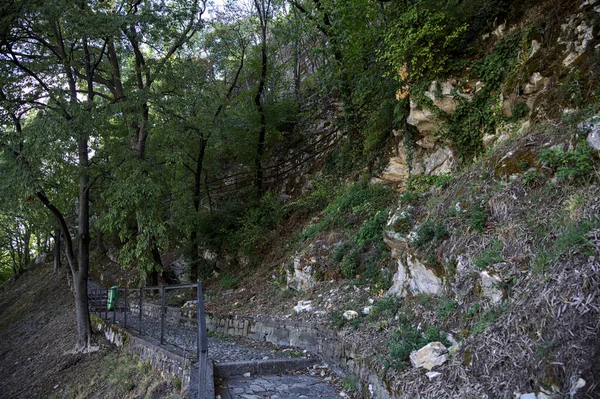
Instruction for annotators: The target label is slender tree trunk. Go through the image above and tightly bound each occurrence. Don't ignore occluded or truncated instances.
[254,0,270,192]
[189,137,207,282]
[23,229,31,267]
[53,228,61,273]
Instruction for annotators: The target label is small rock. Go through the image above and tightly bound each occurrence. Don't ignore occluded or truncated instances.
[363,306,372,315]
[343,310,358,320]
[410,342,448,371]
[426,371,441,381]
[293,300,313,313]
[570,378,586,398]
[368,298,374,304]
[243,372,251,377]
[520,394,537,399]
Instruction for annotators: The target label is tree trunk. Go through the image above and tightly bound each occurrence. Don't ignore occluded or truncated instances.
[23,229,31,267]
[53,228,61,273]
[254,0,269,192]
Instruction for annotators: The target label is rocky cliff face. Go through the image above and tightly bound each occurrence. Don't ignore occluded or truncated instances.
[278,2,600,397]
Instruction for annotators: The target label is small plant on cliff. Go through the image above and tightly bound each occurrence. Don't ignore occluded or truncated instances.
[412,220,449,248]
[468,202,489,233]
[539,139,598,183]
[386,317,446,371]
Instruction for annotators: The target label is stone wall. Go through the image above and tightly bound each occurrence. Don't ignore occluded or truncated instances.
[205,312,392,399]
[91,314,198,393]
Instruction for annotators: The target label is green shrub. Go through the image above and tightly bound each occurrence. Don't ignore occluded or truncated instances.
[539,139,598,183]
[468,202,489,233]
[554,221,597,257]
[386,317,446,371]
[407,173,453,193]
[235,193,286,258]
[413,220,449,248]
[340,249,360,279]
[342,377,359,392]
[473,239,503,269]
[219,274,239,289]
[330,311,346,328]
[290,178,338,214]
[381,3,468,82]
[356,210,389,246]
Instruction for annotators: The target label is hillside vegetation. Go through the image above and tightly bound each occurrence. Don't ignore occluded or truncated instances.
[1,0,600,397]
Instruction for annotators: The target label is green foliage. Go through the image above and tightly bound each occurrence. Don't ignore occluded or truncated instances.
[369,297,403,321]
[356,210,388,246]
[330,311,347,329]
[290,178,338,214]
[446,33,521,160]
[474,239,503,269]
[386,316,446,371]
[303,180,393,240]
[407,173,453,193]
[390,211,412,235]
[468,202,489,233]
[219,274,240,290]
[0,264,13,285]
[539,140,598,183]
[435,298,458,319]
[413,220,449,248]
[554,221,597,257]
[471,304,507,335]
[340,248,360,279]
[473,34,521,91]
[342,377,359,392]
[381,2,468,82]
[234,193,286,260]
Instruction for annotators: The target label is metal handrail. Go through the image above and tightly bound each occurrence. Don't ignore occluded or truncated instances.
[88,282,208,398]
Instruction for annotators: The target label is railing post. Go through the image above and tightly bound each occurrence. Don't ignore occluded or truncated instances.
[160,286,165,345]
[139,288,143,335]
[112,287,116,324]
[124,288,128,328]
[197,282,208,399]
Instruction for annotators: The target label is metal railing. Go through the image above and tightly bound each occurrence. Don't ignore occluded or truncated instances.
[88,283,208,398]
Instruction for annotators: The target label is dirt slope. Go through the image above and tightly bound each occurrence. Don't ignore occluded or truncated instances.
[0,263,183,399]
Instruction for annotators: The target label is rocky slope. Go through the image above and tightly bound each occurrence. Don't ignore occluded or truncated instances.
[202,1,600,398]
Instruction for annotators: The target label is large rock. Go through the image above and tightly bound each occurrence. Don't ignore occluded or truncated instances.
[409,342,448,370]
[423,146,454,175]
[287,256,316,291]
[387,251,444,297]
[579,116,600,150]
[559,10,595,67]
[407,99,439,134]
[480,270,503,304]
[380,155,410,183]
[407,80,472,134]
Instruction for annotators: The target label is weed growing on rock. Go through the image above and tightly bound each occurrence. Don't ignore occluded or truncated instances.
[386,316,447,371]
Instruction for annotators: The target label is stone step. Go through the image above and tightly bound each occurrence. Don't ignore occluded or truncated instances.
[216,372,340,399]
[214,358,319,378]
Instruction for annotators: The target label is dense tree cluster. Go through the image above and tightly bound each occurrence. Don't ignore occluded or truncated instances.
[0,0,513,351]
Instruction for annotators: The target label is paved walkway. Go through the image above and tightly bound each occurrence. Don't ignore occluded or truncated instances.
[217,371,339,399]
[88,279,343,399]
